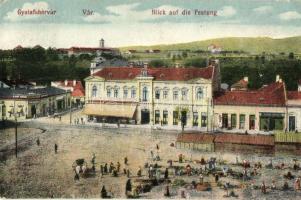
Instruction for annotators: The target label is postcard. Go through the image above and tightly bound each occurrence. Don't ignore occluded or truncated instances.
[1,0,301,199]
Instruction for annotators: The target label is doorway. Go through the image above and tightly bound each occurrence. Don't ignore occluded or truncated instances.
[141,109,150,124]
[289,116,296,132]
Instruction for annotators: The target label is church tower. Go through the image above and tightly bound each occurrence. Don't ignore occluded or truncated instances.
[99,38,105,48]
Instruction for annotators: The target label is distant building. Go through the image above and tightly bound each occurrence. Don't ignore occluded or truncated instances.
[231,77,249,91]
[57,39,120,57]
[90,57,128,75]
[51,80,85,107]
[0,87,71,120]
[207,44,222,54]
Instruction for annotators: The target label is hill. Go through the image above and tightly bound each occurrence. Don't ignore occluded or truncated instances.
[120,36,301,54]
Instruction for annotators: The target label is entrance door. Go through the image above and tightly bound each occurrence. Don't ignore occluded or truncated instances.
[31,105,36,118]
[289,116,296,132]
[141,109,150,124]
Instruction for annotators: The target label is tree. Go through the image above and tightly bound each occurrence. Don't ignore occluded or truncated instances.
[288,52,294,59]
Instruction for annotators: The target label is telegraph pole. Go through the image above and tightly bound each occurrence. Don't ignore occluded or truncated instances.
[13,92,18,158]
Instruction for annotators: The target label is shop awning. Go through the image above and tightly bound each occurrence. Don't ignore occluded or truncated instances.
[83,103,137,118]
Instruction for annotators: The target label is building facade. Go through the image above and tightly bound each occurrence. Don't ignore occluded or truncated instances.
[287,81,301,132]
[0,87,71,120]
[213,79,287,133]
[84,63,220,130]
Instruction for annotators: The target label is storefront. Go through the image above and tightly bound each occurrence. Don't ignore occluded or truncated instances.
[259,112,285,131]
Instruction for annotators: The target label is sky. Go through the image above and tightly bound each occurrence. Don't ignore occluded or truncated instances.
[0,0,301,49]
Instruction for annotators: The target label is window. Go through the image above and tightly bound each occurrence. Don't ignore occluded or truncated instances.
[201,112,207,127]
[222,114,228,128]
[155,110,160,124]
[193,112,198,126]
[231,114,237,129]
[163,110,168,125]
[107,88,111,97]
[239,114,245,129]
[181,89,188,100]
[173,90,179,100]
[249,115,255,130]
[196,88,203,100]
[155,90,160,99]
[123,89,128,98]
[163,90,168,99]
[131,88,136,98]
[92,85,97,97]
[142,87,148,101]
[114,88,119,98]
[173,111,178,125]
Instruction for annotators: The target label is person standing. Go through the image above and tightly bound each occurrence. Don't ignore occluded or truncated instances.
[124,157,128,165]
[100,186,108,198]
[164,168,169,179]
[117,161,121,172]
[54,143,58,154]
[164,185,170,197]
[36,137,40,146]
[125,179,132,197]
[261,181,266,194]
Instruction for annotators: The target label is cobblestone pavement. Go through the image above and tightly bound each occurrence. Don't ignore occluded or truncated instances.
[1,122,301,199]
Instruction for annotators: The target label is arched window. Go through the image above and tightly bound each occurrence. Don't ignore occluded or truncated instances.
[196,88,203,99]
[92,85,97,97]
[142,87,148,101]
[114,88,119,98]
[181,88,188,100]
[173,87,179,100]
[107,87,111,97]
[123,87,128,98]
[155,89,160,99]
[131,87,136,98]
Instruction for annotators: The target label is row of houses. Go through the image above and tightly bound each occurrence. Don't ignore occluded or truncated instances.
[0,79,85,121]
[83,60,301,134]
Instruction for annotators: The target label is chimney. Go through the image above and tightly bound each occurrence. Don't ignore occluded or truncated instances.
[143,62,148,69]
[243,76,249,82]
[73,80,76,86]
[276,75,280,82]
[64,80,68,86]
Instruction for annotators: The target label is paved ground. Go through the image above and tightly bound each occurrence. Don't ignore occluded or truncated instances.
[1,120,301,199]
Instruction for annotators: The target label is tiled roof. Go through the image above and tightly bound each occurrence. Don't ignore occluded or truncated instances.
[93,66,214,81]
[177,133,215,143]
[214,133,274,146]
[214,82,286,106]
[287,91,301,100]
[72,88,85,97]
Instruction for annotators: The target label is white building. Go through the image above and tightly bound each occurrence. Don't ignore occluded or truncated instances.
[84,62,220,130]
[287,80,301,132]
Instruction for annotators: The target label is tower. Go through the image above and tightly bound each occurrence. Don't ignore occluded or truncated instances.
[99,38,104,48]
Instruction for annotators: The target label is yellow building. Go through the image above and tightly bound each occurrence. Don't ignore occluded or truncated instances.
[0,87,71,120]
[84,62,221,130]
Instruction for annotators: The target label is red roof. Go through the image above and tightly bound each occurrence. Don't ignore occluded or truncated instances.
[69,47,116,52]
[214,82,286,106]
[177,133,215,143]
[55,80,85,97]
[214,134,274,146]
[93,66,214,81]
[287,91,301,100]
